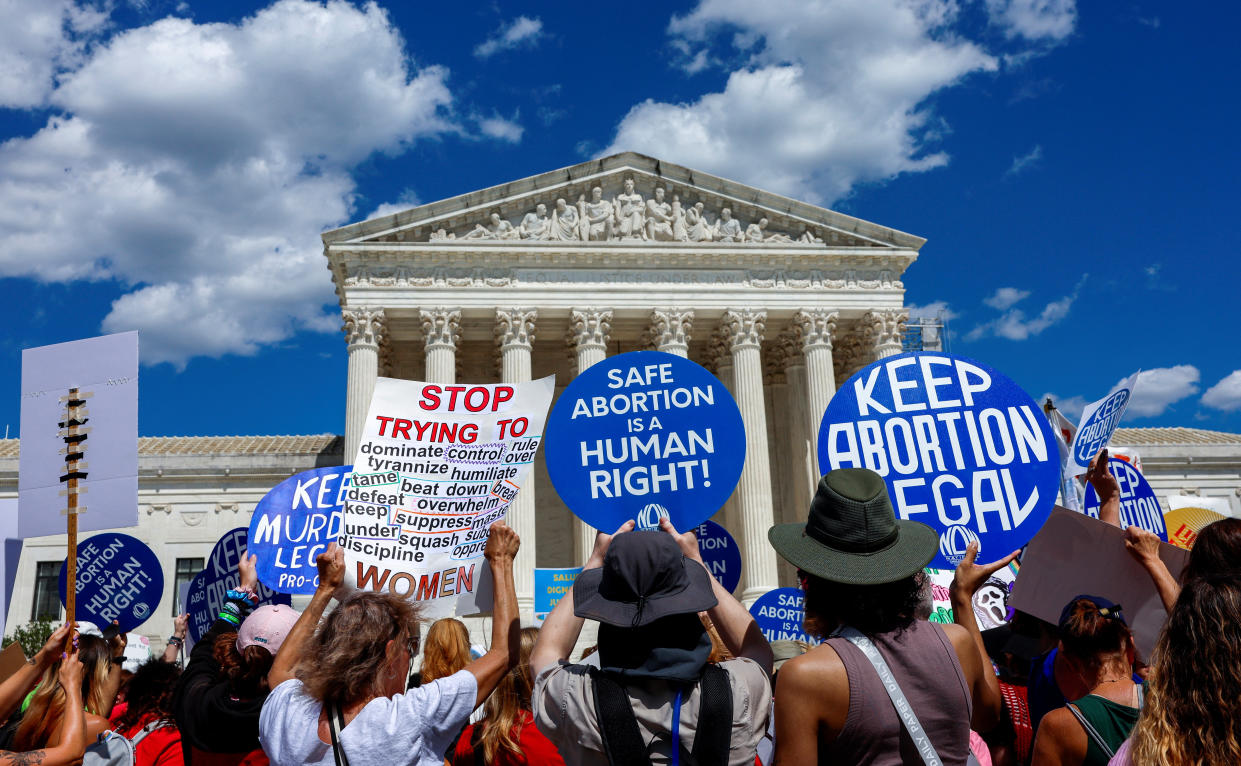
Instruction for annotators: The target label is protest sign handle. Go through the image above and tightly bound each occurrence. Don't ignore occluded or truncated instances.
[59,386,88,628]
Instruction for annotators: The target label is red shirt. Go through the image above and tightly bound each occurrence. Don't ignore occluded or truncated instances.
[116,714,184,766]
[452,710,566,766]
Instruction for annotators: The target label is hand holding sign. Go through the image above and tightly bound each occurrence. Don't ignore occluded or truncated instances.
[483,521,520,563]
[950,541,1021,605]
[585,520,636,569]
[1085,449,1120,526]
[658,517,704,564]
[316,543,346,596]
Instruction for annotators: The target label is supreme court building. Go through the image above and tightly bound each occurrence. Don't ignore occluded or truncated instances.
[322,151,922,609]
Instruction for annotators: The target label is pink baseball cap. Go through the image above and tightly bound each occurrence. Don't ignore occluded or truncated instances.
[236,604,300,655]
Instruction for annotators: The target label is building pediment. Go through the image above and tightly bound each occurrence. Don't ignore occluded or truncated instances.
[322,152,925,251]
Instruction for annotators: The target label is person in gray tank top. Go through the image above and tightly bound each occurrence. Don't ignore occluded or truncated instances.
[767,469,1004,765]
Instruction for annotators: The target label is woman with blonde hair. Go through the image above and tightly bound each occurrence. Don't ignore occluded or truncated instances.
[451,627,564,765]
[260,525,523,766]
[1110,577,1241,765]
[14,632,121,750]
[421,619,471,685]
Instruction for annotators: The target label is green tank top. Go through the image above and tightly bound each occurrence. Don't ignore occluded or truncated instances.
[1069,687,1143,766]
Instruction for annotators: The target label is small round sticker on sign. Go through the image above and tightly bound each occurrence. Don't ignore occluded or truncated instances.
[544,351,745,533]
[818,352,1060,570]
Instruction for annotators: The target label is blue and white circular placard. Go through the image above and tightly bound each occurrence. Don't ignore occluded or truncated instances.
[693,519,742,593]
[186,527,292,643]
[58,533,162,633]
[545,351,745,533]
[1083,457,1167,540]
[749,587,816,644]
[818,353,1060,569]
[248,465,350,595]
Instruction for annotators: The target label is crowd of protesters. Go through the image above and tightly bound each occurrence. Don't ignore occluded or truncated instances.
[2,449,1240,765]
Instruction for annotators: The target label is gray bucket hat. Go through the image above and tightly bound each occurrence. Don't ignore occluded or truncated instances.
[768,468,938,585]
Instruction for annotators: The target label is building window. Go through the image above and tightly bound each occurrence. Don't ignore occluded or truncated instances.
[32,561,62,622]
[172,558,204,615]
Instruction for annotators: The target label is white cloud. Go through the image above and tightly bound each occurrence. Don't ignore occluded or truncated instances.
[967,277,1085,341]
[984,0,1077,41]
[0,0,108,108]
[477,114,524,143]
[474,15,544,59]
[605,0,999,204]
[983,286,1030,310]
[1039,392,1087,421]
[1123,366,1201,418]
[1202,370,1241,412]
[1006,144,1042,176]
[0,0,461,367]
[907,300,957,321]
[367,189,422,221]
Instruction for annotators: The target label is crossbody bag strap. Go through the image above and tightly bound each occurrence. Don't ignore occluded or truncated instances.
[326,703,351,766]
[588,668,653,766]
[837,626,944,766]
[1066,703,1115,760]
[690,664,734,766]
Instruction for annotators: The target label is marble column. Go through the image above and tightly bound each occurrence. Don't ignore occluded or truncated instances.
[708,328,739,535]
[567,308,613,563]
[793,309,838,458]
[420,307,461,384]
[649,308,693,357]
[867,308,908,359]
[722,309,778,603]
[343,307,386,462]
[496,308,538,614]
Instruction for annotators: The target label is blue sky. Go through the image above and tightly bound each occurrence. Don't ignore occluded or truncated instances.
[2,0,1238,439]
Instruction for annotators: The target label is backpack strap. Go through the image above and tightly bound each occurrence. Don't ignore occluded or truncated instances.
[588,668,652,766]
[127,718,171,748]
[690,664,733,765]
[1066,703,1115,760]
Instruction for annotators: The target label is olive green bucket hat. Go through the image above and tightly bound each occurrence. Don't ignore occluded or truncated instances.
[768,468,938,585]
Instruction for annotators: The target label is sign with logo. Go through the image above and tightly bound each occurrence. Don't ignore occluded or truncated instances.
[1164,495,1232,550]
[534,567,582,622]
[1067,371,1141,476]
[819,353,1060,570]
[340,377,555,620]
[693,519,741,594]
[545,351,745,533]
[1083,457,1167,540]
[57,532,162,633]
[248,465,350,594]
[185,527,291,643]
[749,587,816,644]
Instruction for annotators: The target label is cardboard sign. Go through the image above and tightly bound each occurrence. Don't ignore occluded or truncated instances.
[1067,371,1140,476]
[1083,458,1167,540]
[249,465,350,594]
[693,520,741,594]
[56,533,163,633]
[186,528,291,643]
[1163,506,1228,550]
[534,567,582,622]
[819,353,1059,569]
[545,351,745,533]
[19,332,138,537]
[340,377,554,620]
[925,561,1019,630]
[750,587,817,644]
[1008,507,1188,658]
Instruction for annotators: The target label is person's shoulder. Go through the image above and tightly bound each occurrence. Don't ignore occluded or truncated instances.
[780,644,848,694]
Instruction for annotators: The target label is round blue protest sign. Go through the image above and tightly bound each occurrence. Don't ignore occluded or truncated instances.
[248,465,350,595]
[693,519,741,594]
[58,533,162,633]
[749,587,815,644]
[1074,390,1130,467]
[1084,458,1168,541]
[818,352,1060,570]
[545,351,745,533]
[186,527,292,643]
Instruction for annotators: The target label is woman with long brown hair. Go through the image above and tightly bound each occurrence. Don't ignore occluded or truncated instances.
[420,619,472,686]
[451,627,564,765]
[1111,577,1241,765]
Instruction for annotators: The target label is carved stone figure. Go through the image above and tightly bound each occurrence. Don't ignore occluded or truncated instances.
[551,198,580,241]
[581,187,614,241]
[744,219,764,243]
[520,203,551,239]
[671,194,687,241]
[613,178,645,240]
[751,217,793,243]
[798,228,824,244]
[429,228,455,241]
[686,202,713,242]
[464,212,518,240]
[714,207,742,242]
[645,187,675,241]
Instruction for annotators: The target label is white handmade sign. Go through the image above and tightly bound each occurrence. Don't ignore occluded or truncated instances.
[340,377,554,619]
[1066,371,1140,477]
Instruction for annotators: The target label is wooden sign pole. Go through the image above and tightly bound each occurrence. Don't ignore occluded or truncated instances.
[59,387,89,628]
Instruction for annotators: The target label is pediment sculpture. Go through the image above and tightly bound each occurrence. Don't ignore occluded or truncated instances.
[427,177,826,245]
